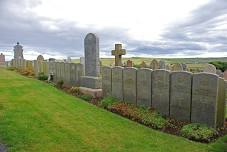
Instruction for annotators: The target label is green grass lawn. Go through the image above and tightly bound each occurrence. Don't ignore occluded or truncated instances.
[0,68,226,152]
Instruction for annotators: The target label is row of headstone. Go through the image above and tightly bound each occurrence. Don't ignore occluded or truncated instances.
[102,66,226,128]
[11,59,31,70]
[125,59,187,71]
[10,57,83,86]
[34,61,83,86]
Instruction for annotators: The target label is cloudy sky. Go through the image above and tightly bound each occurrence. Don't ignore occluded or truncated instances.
[1,0,227,60]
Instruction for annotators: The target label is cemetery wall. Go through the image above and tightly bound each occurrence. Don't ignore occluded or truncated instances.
[102,66,226,128]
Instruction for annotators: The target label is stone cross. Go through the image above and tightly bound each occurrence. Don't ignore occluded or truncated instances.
[111,44,126,66]
[14,42,24,59]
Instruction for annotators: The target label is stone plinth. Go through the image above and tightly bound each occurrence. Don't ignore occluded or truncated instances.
[79,87,102,98]
[81,76,102,89]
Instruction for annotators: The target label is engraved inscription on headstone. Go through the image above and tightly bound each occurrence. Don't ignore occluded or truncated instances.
[123,67,137,104]
[191,73,225,128]
[170,72,192,121]
[152,70,170,116]
[111,67,124,101]
[102,66,112,96]
[137,68,152,107]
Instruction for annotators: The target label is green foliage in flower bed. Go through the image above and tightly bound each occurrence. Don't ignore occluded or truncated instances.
[181,123,218,142]
[37,72,48,81]
[100,96,118,109]
[79,94,93,101]
[110,102,167,129]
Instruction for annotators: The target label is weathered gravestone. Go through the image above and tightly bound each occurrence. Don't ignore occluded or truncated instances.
[48,61,56,81]
[70,63,77,85]
[126,60,133,67]
[191,73,225,128]
[170,72,192,121]
[140,61,147,68]
[159,60,166,69]
[80,57,85,73]
[0,53,5,66]
[203,64,216,74]
[152,70,170,116]
[26,60,33,71]
[69,63,83,86]
[102,66,112,96]
[14,42,24,59]
[111,44,126,66]
[67,56,71,63]
[111,66,124,101]
[165,64,171,70]
[33,60,38,76]
[64,63,71,84]
[224,70,227,80]
[49,58,56,62]
[172,63,183,71]
[182,63,188,71]
[123,67,137,104]
[43,61,49,76]
[150,59,159,70]
[81,33,101,89]
[60,62,65,81]
[216,69,223,77]
[137,68,152,107]
[55,62,61,81]
[37,55,44,61]
[84,33,100,76]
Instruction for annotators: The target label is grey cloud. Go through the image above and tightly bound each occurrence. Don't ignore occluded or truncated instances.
[0,0,227,58]
[162,0,227,53]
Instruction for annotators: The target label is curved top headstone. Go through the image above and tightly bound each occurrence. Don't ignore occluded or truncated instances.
[203,64,216,74]
[172,63,183,71]
[84,33,100,77]
[150,59,159,69]
[37,55,44,61]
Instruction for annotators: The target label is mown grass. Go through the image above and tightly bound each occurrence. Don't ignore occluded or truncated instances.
[0,68,225,152]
